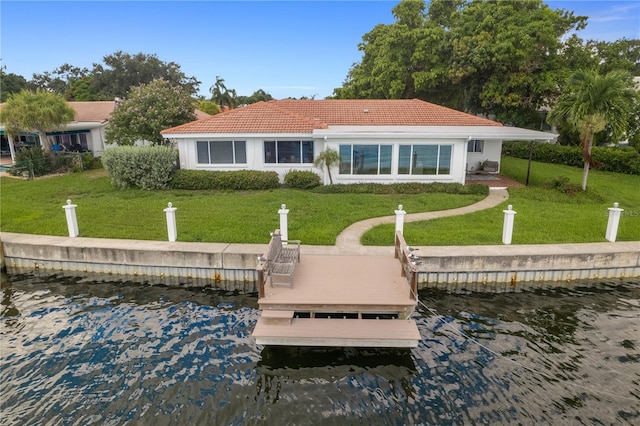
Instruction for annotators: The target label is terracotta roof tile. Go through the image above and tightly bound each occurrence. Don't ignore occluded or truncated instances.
[162,99,501,135]
[163,101,328,134]
[1,101,210,125]
[68,101,116,123]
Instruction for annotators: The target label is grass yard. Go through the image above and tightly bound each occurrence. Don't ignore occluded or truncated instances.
[0,170,483,245]
[362,156,640,245]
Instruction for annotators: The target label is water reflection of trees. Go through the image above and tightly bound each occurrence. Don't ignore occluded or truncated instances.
[256,346,417,405]
[0,273,259,316]
[419,281,640,343]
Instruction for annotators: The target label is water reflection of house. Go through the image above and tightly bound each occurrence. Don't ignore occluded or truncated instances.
[162,99,556,185]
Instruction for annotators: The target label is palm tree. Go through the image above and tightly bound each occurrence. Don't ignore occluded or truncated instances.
[209,76,236,111]
[548,69,636,190]
[314,148,341,184]
[0,90,75,154]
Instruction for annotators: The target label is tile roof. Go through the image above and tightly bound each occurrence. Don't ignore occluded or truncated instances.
[1,101,210,125]
[163,101,328,134]
[68,101,116,123]
[162,99,502,135]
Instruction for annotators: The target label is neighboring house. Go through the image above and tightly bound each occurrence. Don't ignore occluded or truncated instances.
[161,99,556,185]
[0,101,210,163]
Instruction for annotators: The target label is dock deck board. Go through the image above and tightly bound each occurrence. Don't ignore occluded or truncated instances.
[254,248,420,348]
[259,255,415,311]
[253,317,421,347]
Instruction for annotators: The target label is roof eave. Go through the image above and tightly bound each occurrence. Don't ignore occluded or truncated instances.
[161,132,315,139]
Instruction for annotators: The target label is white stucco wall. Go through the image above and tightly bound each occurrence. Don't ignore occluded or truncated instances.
[88,127,107,157]
[174,134,498,185]
[466,140,503,173]
[177,136,320,183]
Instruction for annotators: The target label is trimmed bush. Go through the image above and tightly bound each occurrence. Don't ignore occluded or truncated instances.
[503,141,640,175]
[170,169,280,190]
[284,170,321,189]
[312,182,489,196]
[101,146,177,190]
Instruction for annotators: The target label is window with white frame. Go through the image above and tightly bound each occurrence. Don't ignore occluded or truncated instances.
[467,139,484,153]
[197,141,246,164]
[339,144,392,175]
[398,144,452,175]
[264,140,314,164]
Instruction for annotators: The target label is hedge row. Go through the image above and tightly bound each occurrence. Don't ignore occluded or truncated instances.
[502,141,640,175]
[102,146,177,190]
[170,169,280,190]
[312,182,489,196]
[283,170,321,189]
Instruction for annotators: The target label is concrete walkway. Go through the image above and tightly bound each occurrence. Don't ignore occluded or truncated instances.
[335,188,509,249]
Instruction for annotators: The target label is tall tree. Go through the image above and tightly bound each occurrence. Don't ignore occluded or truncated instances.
[335,0,449,102]
[91,51,200,99]
[0,68,28,102]
[548,70,636,190]
[195,98,221,115]
[236,89,273,106]
[334,0,586,126]
[0,90,75,154]
[209,76,237,111]
[589,38,640,75]
[68,76,101,101]
[105,79,196,146]
[30,63,89,99]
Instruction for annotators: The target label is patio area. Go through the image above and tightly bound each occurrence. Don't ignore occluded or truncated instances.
[466,173,523,188]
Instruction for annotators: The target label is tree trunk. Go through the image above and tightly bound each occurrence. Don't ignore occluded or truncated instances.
[38,131,52,154]
[581,132,593,191]
[326,165,333,185]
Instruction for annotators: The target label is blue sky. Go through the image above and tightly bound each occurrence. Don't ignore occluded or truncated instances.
[1,1,638,100]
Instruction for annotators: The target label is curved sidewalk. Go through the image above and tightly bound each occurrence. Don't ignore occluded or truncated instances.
[335,188,509,249]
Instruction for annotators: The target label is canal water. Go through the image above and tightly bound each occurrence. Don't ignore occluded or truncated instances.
[1,273,638,425]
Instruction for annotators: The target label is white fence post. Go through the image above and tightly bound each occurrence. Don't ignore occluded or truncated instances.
[164,202,177,242]
[278,204,289,241]
[62,199,79,238]
[605,202,623,242]
[502,204,516,245]
[395,204,406,235]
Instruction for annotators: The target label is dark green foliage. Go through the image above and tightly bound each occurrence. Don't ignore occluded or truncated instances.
[49,152,101,173]
[81,152,102,170]
[312,182,488,196]
[102,146,177,190]
[9,147,51,177]
[283,170,321,189]
[50,153,82,173]
[544,176,582,196]
[503,141,640,175]
[170,169,280,190]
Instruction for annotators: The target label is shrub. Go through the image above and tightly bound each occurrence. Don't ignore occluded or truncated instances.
[101,146,177,190]
[81,152,102,170]
[170,169,280,190]
[312,182,489,196]
[9,147,51,177]
[502,141,640,175]
[283,170,321,189]
[544,176,582,196]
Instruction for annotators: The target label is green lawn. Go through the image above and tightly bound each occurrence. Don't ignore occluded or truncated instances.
[2,158,637,246]
[362,156,640,245]
[0,170,483,245]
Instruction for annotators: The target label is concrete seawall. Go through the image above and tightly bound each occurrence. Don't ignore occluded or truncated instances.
[1,232,639,293]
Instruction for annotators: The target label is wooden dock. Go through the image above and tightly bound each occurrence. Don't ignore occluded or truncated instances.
[252,232,421,348]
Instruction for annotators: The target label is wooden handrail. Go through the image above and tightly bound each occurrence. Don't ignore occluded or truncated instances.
[394,231,419,300]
